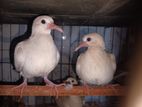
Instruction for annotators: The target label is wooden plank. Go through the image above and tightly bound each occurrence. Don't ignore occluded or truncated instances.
[0,85,125,96]
[1,14,137,26]
[1,0,136,25]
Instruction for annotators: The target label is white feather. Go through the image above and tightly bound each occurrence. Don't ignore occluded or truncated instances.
[14,16,60,79]
[76,33,116,85]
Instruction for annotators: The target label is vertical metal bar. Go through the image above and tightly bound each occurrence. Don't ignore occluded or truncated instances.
[77,26,80,63]
[111,27,114,53]
[1,24,3,81]
[10,24,12,81]
[68,26,72,76]
[103,26,106,42]
[96,26,98,33]
[118,28,123,63]
[51,31,54,80]
[0,24,3,81]
[18,24,20,79]
[101,26,106,104]
[60,26,63,82]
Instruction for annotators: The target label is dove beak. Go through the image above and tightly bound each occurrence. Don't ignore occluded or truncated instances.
[75,42,88,51]
[48,23,63,33]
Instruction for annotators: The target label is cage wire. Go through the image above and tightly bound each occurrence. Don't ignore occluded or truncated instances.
[0,24,127,106]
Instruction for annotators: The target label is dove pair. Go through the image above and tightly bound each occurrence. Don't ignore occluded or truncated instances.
[14,15,116,90]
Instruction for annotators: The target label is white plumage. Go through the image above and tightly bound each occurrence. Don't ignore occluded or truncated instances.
[75,33,116,85]
[14,15,63,86]
[55,77,83,107]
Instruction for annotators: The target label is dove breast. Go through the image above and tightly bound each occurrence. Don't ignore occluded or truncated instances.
[14,34,59,78]
[76,48,116,85]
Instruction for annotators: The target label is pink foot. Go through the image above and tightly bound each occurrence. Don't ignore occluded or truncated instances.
[83,82,90,95]
[105,84,120,88]
[105,84,120,94]
[44,77,65,98]
[11,78,27,99]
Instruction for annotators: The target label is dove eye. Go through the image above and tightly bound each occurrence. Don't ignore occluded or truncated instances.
[72,80,74,83]
[41,19,46,24]
[87,37,91,42]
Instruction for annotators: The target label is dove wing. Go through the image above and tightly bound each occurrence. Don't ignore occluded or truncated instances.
[14,42,25,72]
[109,53,116,72]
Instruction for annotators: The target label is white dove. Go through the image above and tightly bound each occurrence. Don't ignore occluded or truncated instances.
[55,77,83,107]
[75,33,116,86]
[14,15,64,90]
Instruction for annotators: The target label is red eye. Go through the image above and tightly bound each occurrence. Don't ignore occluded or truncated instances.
[87,37,91,41]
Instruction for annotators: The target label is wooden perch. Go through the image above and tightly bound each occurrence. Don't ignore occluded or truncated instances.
[0,85,125,96]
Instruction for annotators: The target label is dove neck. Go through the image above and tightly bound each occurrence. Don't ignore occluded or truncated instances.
[31,29,51,37]
[31,26,51,36]
[30,31,53,41]
[88,46,105,51]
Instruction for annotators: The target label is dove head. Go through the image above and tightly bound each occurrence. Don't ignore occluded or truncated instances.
[75,33,105,51]
[64,77,78,85]
[32,16,63,35]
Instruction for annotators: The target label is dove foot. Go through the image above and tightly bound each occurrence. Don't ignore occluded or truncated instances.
[83,82,90,95]
[11,78,27,99]
[44,76,65,97]
[102,84,120,94]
